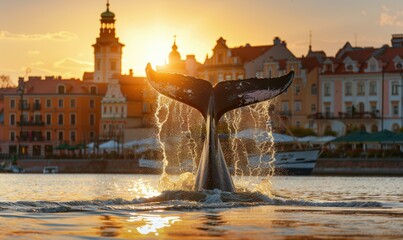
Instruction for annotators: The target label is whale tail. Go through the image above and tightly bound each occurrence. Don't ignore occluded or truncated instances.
[146,63,294,121]
[146,63,294,192]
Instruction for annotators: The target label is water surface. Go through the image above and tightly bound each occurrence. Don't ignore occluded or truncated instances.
[1,174,402,239]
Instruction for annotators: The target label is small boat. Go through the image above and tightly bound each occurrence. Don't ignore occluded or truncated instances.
[43,166,58,174]
[248,149,321,175]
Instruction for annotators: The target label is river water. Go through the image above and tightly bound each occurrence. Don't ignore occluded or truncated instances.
[1,174,402,239]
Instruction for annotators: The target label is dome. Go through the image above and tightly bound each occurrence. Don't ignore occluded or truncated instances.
[101,3,115,19]
[169,40,181,63]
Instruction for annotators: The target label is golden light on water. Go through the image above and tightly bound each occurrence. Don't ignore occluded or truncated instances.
[128,179,161,198]
[127,213,181,236]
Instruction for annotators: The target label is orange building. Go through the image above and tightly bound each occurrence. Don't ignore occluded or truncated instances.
[0,76,106,157]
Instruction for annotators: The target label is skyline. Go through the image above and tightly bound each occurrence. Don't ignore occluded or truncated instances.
[1,0,403,84]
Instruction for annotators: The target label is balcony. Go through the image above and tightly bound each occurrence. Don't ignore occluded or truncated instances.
[18,103,30,110]
[32,103,41,111]
[309,111,381,120]
[17,135,44,141]
[17,121,45,126]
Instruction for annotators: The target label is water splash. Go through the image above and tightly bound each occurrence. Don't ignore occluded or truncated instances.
[154,94,172,179]
[154,92,279,195]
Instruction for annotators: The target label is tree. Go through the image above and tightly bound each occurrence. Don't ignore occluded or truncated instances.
[0,75,15,88]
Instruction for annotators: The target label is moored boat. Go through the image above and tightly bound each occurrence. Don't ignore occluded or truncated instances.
[248,149,321,175]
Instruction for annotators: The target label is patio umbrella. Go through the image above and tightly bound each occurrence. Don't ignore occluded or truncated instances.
[55,143,71,150]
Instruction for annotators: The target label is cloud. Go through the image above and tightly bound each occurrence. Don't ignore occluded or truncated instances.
[28,50,40,55]
[53,57,93,71]
[379,6,403,27]
[30,61,44,66]
[0,30,78,41]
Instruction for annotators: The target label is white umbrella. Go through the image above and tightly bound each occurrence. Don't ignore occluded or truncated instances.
[99,140,122,150]
[232,128,298,143]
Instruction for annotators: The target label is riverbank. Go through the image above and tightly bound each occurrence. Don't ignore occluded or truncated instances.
[313,158,403,176]
[1,157,403,176]
[4,159,161,174]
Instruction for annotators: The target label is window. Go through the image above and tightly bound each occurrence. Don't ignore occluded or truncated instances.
[70,99,76,108]
[34,114,41,123]
[324,83,331,96]
[46,131,51,141]
[90,86,97,94]
[10,132,15,141]
[392,82,399,95]
[70,131,76,143]
[218,74,223,82]
[90,99,95,109]
[237,74,243,80]
[46,114,51,125]
[10,99,15,108]
[218,54,223,63]
[393,105,399,115]
[96,59,101,70]
[58,131,64,141]
[90,114,95,126]
[58,99,64,108]
[46,99,51,108]
[369,81,377,95]
[369,101,377,113]
[311,84,317,95]
[358,83,365,95]
[311,104,316,112]
[110,60,116,71]
[225,75,231,81]
[295,84,300,95]
[10,114,15,125]
[281,101,289,112]
[294,101,301,112]
[296,121,301,128]
[358,102,365,112]
[58,113,63,125]
[70,113,76,125]
[345,82,352,96]
[58,85,65,94]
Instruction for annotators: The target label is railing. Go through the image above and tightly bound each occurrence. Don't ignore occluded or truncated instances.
[18,103,30,110]
[32,103,41,111]
[309,111,381,120]
[17,135,45,141]
[17,121,45,126]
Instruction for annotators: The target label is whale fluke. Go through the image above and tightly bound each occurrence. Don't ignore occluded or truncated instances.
[146,63,294,192]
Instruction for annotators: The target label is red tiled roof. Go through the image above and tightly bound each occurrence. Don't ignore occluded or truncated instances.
[300,57,321,72]
[83,72,94,81]
[117,75,149,101]
[231,45,273,63]
[342,48,376,62]
[3,77,108,95]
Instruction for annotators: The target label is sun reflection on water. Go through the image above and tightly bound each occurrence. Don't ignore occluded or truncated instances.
[127,212,181,236]
[128,178,161,198]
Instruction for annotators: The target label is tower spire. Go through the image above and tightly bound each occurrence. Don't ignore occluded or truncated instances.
[309,30,312,52]
[107,0,110,11]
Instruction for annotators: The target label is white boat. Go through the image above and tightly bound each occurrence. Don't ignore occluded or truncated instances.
[248,149,321,175]
[43,166,58,174]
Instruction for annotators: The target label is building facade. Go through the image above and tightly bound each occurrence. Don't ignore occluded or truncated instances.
[0,77,106,156]
[314,38,403,135]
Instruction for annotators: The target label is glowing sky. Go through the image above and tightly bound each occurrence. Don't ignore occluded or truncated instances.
[1,0,402,84]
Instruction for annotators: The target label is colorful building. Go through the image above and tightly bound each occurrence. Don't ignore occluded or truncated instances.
[0,76,106,157]
[314,35,403,135]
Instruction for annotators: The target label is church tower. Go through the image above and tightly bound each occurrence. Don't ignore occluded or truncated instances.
[92,1,124,83]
